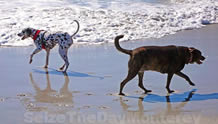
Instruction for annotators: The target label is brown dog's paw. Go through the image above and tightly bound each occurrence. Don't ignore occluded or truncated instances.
[168,90,175,93]
[189,82,195,86]
[144,90,152,94]
[119,92,126,96]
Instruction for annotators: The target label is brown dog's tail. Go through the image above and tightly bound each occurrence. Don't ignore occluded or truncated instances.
[114,35,132,55]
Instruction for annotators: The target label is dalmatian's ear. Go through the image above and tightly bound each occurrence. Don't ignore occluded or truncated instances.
[26,28,32,36]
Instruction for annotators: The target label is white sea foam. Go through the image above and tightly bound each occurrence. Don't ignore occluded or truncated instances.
[0,0,218,46]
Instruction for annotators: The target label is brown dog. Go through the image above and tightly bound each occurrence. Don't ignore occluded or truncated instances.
[115,35,205,96]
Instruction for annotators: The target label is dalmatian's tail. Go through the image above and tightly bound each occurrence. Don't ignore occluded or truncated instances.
[71,20,80,38]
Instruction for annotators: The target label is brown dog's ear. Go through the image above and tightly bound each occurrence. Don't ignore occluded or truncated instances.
[189,47,195,53]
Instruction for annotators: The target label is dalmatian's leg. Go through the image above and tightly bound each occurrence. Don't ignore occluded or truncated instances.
[30,48,42,64]
[58,47,69,73]
[44,49,50,68]
[64,55,70,73]
[59,40,72,71]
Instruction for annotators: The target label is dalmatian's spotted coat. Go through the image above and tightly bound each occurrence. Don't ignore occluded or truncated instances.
[18,20,80,73]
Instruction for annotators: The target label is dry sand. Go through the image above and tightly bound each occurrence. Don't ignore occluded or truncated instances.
[0,24,218,124]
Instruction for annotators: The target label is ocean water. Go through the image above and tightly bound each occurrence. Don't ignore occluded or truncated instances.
[66,0,171,8]
[0,0,218,46]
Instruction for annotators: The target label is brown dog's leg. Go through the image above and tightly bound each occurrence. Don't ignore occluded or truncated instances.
[119,66,140,96]
[119,74,137,96]
[166,73,175,93]
[138,72,152,94]
[175,72,195,86]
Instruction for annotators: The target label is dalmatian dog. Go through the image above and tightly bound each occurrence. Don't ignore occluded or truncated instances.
[18,20,80,73]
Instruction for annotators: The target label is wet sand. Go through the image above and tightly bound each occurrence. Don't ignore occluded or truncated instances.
[0,24,218,124]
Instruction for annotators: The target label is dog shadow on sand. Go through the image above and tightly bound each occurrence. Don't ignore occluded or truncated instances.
[124,89,218,108]
[32,67,104,80]
[132,89,218,103]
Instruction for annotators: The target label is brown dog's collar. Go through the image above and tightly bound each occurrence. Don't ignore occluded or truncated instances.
[188,48,193,63]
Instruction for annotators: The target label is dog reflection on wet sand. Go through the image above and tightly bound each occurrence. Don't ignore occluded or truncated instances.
[119,90,218,123]
[119,90,195,123]
[120,93,191,119]
[29,69,73,105]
